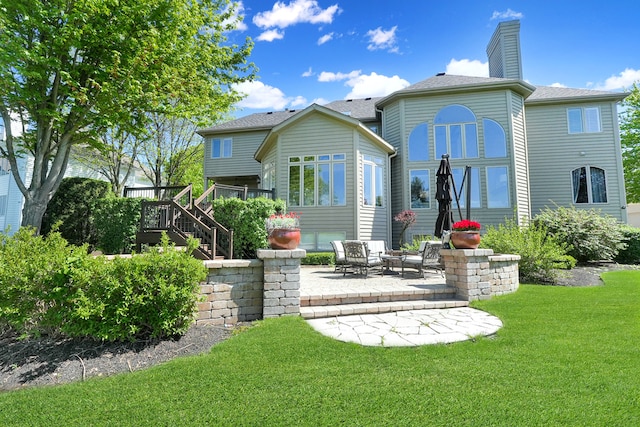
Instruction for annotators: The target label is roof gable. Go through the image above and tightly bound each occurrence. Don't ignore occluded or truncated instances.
[254,103,394,161]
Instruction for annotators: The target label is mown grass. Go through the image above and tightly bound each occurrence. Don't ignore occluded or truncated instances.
[1,271,640,426]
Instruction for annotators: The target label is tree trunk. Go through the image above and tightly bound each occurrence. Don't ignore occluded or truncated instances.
[20,192,50,234]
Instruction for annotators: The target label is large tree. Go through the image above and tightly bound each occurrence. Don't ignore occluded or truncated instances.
[0,0,254,232]
[621,83,640,203]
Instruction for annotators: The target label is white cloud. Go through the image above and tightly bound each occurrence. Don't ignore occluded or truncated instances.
[290,96,308,108]
[302,67,314,77]
[550,82,567,88]
[317,70,410,98]
[318,70,362,82]
[445,58,489,77]
[311,97,330,105]
[253,0,341,29]
[366,26,399,53]
[317,32,334,45]
[233,81,291,110]
[490,9,524,20]
[594,68,640,91]
[256,29,285,42]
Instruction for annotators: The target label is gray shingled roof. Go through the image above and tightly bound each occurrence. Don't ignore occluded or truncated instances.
[402,74,515,91]
[198,98,380,135]
[526,85,627,103]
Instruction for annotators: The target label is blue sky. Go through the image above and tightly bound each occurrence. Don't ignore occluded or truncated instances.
[224,0,640,118]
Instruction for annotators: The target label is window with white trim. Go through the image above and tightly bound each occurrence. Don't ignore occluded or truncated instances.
[408,123,429,161]
[409,169,430,209]
[486,166,510,208]
[434,105,479,159]
[363,154,384,207]
[211,137,232,158]
[452,167,481,208]
[572,166,607,203]
[568,107,601,134]
[288,154,346,207]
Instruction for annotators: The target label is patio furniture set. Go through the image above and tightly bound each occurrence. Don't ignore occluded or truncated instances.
[330,239,444,278]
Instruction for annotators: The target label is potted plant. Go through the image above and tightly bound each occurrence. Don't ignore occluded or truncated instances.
[450,219,481,249]
[265,212,301,249]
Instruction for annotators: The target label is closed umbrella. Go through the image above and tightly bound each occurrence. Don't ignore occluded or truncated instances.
[434,156,454,238]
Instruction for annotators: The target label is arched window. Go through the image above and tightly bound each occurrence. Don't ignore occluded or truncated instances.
[483,119,507,158]
[408,123,429,161]
[572,166,607,203]
[434,105,478,159]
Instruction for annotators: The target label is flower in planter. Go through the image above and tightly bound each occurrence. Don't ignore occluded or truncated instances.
[452,219,481,231]
[265,212,301,232]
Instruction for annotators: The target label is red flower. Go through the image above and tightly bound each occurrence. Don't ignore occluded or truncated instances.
[452,219,481,231]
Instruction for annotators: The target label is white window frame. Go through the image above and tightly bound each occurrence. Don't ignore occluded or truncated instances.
[486,166,510,208]
[288,154,346,207]
[363,154,384,207]
[571,166,608,204]
[567,107,601,134]
[211,137,232,158]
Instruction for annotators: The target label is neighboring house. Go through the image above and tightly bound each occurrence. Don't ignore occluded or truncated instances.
[198,20,628,251]
[0,143,151,235]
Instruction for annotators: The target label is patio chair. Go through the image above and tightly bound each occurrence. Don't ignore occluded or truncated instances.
[330,240,349,273]
[342,241,383,278]
[401,241,444,278]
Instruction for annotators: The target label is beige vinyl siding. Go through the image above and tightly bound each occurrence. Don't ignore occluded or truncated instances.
[386,90,519,234]
[203,130,266,179]
[509,92,531,222]
[526,101,625,221]
[358,134,390,242]
[275,114,358,241]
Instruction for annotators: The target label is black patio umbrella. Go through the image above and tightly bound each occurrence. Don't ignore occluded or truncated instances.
[434,155,454,238]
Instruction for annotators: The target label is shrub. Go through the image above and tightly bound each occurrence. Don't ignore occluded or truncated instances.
[533,206,626,263]
[57,235,207,341]
[0,228,90,337]
[0,230,206,341]
[614,225,640,264]
[93,196,144,254]
[480,217,574,283]
[41,177,112,249]
[302,252,333,265]
[212,197,286,258]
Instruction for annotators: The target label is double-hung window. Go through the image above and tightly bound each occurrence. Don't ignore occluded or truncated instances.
[568,107,601,134]
[288,154,346,207]
[211,137,232,158]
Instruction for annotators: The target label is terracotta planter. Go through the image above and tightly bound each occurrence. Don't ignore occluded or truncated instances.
[268,228,301,250]
[450,231,481,249]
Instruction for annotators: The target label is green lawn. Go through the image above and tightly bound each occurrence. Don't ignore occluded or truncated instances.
[1,271,640,426]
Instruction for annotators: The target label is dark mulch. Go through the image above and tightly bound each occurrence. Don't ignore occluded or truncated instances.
[1,263,637,392]
[0,324,235,392]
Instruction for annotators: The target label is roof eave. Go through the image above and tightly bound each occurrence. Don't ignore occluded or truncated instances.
[525,92,629,106]
[376,80,536,108]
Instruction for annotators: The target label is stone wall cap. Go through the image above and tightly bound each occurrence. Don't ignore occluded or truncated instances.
[203,259,263,268]
[257,248,307,259]
[488,254,521,261]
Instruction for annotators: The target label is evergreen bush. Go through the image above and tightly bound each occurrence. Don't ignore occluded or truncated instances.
[93,196,144,254]
[614,225,640,264]
[41,177,111,249]
[211,197,286,258]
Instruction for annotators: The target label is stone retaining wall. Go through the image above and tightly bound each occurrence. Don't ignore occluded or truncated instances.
[196,249,305,326]
[440,248,520,301]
